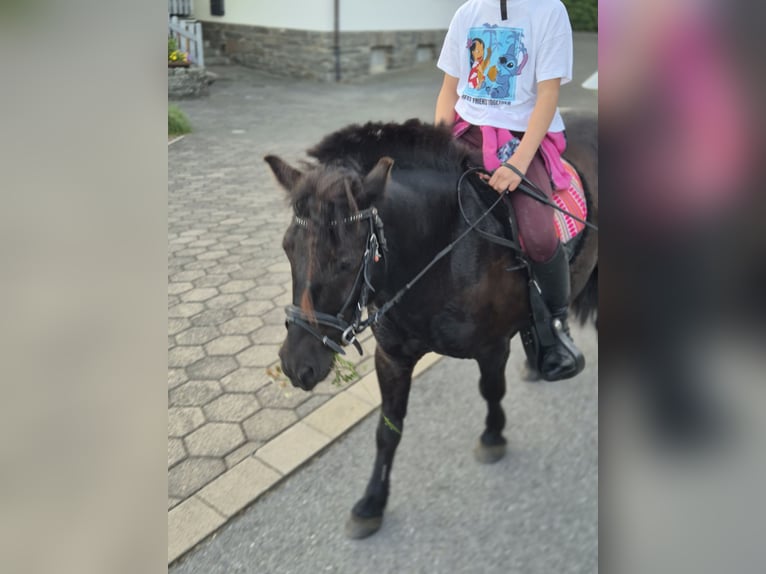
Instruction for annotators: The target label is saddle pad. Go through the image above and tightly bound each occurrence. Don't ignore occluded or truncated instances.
[553,158,587,244]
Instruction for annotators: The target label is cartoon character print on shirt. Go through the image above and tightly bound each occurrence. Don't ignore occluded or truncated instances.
[464,25,528,102]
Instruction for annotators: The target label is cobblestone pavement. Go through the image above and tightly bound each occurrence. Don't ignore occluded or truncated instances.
[168,33,597,513]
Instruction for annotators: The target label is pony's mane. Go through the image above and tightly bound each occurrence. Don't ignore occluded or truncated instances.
[307,119,479,174]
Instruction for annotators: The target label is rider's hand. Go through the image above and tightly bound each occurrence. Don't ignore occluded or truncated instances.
[487,164,523,195]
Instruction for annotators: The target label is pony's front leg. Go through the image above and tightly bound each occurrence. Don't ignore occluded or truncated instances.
[345,345,416,539]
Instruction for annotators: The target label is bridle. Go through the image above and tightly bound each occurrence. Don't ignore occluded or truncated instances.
[285,206,387,356]
[284,166,597,356]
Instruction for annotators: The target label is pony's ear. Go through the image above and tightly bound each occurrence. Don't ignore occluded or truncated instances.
[360,157,394,206]
[264,155,303,191]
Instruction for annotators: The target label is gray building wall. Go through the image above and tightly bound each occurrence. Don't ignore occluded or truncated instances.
[201,22,448,82]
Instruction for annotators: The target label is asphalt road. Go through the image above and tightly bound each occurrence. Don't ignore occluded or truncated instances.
[171,322,597,574]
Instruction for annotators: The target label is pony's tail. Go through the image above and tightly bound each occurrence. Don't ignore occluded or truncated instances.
[571,264,598,327]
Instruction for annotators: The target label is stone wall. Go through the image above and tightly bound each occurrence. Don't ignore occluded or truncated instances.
[169,67,214,99]
[201,22,446,82]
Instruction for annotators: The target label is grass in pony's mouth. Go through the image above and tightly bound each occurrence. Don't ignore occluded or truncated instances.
[265,355,361,395]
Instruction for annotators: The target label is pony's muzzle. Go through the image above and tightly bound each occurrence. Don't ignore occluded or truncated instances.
[279,336,331,391]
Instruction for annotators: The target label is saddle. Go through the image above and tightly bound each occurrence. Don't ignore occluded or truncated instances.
[470,157,589,262]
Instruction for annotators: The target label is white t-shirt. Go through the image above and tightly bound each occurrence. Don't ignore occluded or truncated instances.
[437,0,573,132]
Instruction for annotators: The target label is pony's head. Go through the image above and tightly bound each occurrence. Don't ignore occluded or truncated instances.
[264,154,393,390]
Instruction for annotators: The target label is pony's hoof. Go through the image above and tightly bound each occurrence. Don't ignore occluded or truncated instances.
[473,441,507,464]
[345,513,383,539]
[521,361,541,382]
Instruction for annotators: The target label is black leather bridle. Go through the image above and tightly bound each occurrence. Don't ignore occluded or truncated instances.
[284,206,387,356]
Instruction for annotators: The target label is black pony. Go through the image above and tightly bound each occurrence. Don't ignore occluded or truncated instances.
[265,111,598,538]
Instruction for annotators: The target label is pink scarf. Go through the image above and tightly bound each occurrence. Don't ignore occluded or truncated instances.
[453,117,570,191]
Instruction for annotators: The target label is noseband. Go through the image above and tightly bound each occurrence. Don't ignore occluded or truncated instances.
[285,206,387,356]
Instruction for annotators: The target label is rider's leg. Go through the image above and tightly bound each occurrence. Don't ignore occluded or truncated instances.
[510,153,585,381]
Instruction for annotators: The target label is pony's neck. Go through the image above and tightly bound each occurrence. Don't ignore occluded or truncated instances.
[369,169,459,298]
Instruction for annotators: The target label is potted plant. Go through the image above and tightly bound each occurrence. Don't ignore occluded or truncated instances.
[168,37,190,68]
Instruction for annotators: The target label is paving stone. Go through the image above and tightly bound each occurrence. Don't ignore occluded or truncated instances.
[267,261,291,273]
[184,260,218,271]
[169,302,204,318]
[311,376,346,396]
[273,290,292,306]
[168,457,227,499]
[193,274,231,288]
[188,239,218,248]
[206,293,246,310]
[197,250,229,261]
[168,407,206,437]
[168,282,194,295]
[224,441,263,468]
[190,308,235,327]
[186,356,239,380]
[250,325,286,345]
[233,300,275,317]
[169,236,195,245]
[176,247,207,258]
[170,270,206,282]
[303,391,376,438]
[245,284,284,299]
[168,438,187,467]
[255,421,333,475]
[203,393,261,422]
[255,268,292,286]
[169,497,181,510]
[242,408,298,442]
[168,496,227,564]
[216,263,245,275]
[197,456,281,517]
[173,257,196,268]
[259,307,286,325]
[219,280,256,294]
[219,316,264,335]
[355,357,376,377]
[256,383,311,410]
[229,268,266,280]
[204,335,251,356]
[185,423,245,457]
[295,394,332,418]
[220,368,272,393]
[181,288,219,303]
[167,296,181,308]
[170,380,223,407]
[175,326,221,346]
[236,344,281,367]
[168,318,191,336]
[167,346,206,368]
[168,368,188,390]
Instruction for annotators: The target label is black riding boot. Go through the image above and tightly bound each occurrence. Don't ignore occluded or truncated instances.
[531,243,585,381]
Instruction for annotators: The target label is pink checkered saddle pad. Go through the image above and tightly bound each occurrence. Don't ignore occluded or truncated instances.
[553,159,588,244]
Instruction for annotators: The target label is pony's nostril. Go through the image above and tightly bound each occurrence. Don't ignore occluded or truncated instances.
[297,366,315,386]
